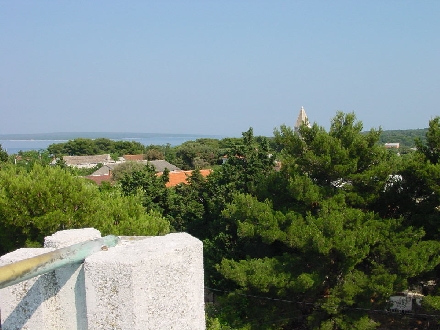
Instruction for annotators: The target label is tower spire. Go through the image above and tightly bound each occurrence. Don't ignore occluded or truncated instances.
[294,106,310,131]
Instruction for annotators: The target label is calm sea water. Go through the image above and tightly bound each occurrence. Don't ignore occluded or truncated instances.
[0,133,226,154]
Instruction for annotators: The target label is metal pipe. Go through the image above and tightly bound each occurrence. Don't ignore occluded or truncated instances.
[0,235,119,290]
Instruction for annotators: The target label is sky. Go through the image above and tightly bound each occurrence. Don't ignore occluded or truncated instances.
[1,1,439,137]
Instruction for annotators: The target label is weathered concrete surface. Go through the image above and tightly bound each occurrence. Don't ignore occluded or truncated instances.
[44,228,101,248]
[0,228,101,330]
[0,248,54,330]
[84,232,205,330]
[44,228,103,330]
[0,229,205,330]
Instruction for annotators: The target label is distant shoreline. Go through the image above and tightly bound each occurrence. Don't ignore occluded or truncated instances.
[0,132,226,141]
[0,132,229,154]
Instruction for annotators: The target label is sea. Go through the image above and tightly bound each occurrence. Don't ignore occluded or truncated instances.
[0,132,227,155]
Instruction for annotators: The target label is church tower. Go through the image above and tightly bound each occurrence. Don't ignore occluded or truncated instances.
[294,106,310,131]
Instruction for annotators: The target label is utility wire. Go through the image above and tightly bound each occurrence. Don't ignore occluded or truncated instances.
[205,287,440,319]
[205,286,314,305]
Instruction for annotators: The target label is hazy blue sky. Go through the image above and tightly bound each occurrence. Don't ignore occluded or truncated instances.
[1,1,439,136]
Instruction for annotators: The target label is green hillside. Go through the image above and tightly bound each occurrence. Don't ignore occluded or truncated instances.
[378,128,428,148]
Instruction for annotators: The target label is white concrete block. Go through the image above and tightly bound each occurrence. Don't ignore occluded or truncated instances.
[43,227,103,329]
[1,229,205,330]
[0,248,54,330]
[44,228,101,248]
[1,228,103,330]
[84,233,205,330]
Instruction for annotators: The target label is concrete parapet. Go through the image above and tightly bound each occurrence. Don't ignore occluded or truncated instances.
[85,233,205,329]
[0,229,205,330]
[44,228,102,248]
[0,248,55,330]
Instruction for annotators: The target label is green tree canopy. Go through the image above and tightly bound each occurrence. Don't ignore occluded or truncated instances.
[47,138,146,157]
[0,164,169,254]
[416,116,440,165]
[206,113,440,329]
[0,144,8,163]
[111,161,149,181]
[386,116,440,238]
[274,112,396,211]
[119,163,170,214]
[174,139,223,170]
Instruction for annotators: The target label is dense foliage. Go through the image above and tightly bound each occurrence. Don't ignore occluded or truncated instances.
[378,128,427,148]
[46,136,247,171]
[47,138,147,157]
[0,164,169,254]
[41,129,428,169]
[204,114,440,329]
[1,114,440,329]
[0,144,8,162]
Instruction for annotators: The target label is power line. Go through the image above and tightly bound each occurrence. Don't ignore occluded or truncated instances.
[205,287,440,319]
[205,286,313,305]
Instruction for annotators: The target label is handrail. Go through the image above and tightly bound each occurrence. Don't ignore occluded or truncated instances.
[0,235,119,290]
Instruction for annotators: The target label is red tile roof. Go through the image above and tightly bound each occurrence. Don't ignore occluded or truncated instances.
[85,169,212,187]
[84,174,113,185]
[158,169,212,187]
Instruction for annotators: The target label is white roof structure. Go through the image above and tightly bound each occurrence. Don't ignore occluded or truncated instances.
[294,106,310,131]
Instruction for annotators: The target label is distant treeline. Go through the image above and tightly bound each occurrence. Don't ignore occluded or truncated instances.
[6,128,430,172]
[47,138,147,157]
[46,129,428,169]
[46,136,247,170]
[378,128,427,148]
[1,128,429,158]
